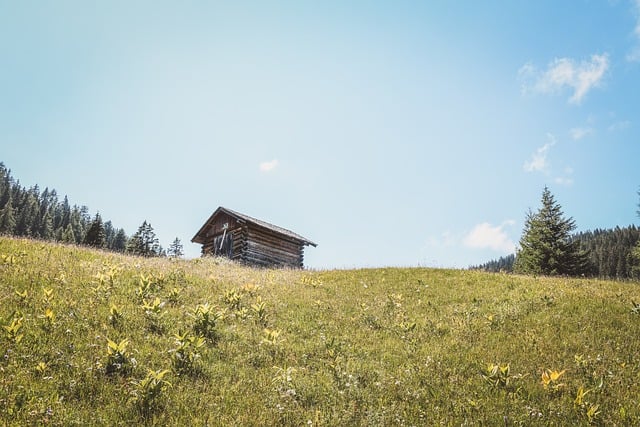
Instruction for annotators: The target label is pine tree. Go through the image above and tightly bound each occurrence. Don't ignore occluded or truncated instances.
[40,210,54,240]
[83,213,106,248]
[112,228,128,252]
[167,237,184,258]
[61,223,76,244]
[632,187,640,278]
[16,192,38,237]
[126,221,162,257]
[103,220,115,249]
[0,194,16,234]
[69,207,85,244]
[514,186,589,276]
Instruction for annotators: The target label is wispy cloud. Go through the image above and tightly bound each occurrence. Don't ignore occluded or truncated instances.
[259,159,279,172]
[627,0,640,62]
[519,54,609,104]
[523,134,556,173]
[569,127,593,140]
[554,167,574,187]
[608,120,631,131]
[463,221,516,253]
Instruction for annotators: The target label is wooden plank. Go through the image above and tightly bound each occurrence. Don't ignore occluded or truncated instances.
[247,227,305,248]
[244,249,299,266]
[246,243,301,264]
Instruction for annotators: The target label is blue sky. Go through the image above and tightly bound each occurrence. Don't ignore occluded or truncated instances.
[1,1,639,268]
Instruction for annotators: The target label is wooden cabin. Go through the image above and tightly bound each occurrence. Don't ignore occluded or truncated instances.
[191,207,317,268]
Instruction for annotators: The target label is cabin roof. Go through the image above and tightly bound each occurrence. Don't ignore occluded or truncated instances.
[191,206,317,247]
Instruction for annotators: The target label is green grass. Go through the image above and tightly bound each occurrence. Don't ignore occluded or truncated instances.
[1,236,640,425]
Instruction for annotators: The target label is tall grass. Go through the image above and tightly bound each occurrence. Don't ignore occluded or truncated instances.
[1,236,640,425]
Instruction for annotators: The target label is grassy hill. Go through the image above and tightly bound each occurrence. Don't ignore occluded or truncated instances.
[1,237,640,425]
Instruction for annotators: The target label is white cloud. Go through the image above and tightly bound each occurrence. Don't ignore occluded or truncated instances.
[569,127,593,140]
[523,134,556,173]
[554,167,574,186]
[463,221,516,253]
[519,54,609,104]
[608,120,631,131]
[259,159,279,172]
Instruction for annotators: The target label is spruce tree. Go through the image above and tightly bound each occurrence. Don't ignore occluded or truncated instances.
[126,221,162,257]
[0,194,16,234]
[112,229,128,252]
[167,237,184,258]
[40,210,54,240]
[514,186,589,276]
[83,213,106,248]
[69,207,85,244]
[103,220,115,249]
[61,223,76,244]
[632,187,640,278]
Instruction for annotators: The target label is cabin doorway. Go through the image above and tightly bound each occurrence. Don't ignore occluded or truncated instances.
[213,232,233,257]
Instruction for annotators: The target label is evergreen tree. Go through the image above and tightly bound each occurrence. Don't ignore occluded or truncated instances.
[0,163,11,209]
[112,228,128,252]
[470,254,515,272]
[632,187,640,278]
[167,237,184,258]
[126,221,162,257]
[103,220,115,249]
[514,186,589,276]
[0,193,16,234]
[69,207,85,244]
[61,223,76,244]
[16,192,38,236]
[40,210,54,240]
[83,213,106,248]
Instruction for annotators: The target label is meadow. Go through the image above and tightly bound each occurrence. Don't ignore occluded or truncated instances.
[1,236,640,425]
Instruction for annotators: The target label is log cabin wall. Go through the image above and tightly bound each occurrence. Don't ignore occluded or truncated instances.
[192,207,316,269]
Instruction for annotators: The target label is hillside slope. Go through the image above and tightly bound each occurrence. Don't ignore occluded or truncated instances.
[1,237,640,425]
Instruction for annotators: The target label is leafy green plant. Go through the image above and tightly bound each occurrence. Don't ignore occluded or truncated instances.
[141,298,166,333]
[223,289,242,310]
[14,289,28,305]
[585,403,601,424]
[130,369,172,417]
[251,296,268,326]
[109,304,123,327]
[167,287,182,305]
[40,308,55,329]
[35,361,48,377]
[541,368,566,392]
[397,320,417,334]
[135,273,163,301]
[630,300,640,315]
[574,386,592,407]
[105,338,135,375]
[482,363,512,388]
[3,316,24,344]
[170,331,206,375]
[191,303,223,340]
[42,287,54,305]
[261,328,285,363]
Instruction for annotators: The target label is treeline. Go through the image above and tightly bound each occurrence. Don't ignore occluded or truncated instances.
[0,163,128,251]
[0,163,185,257]
[472,225,640,279]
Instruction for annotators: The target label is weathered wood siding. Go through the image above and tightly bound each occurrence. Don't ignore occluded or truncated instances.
[201,223,306,268]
